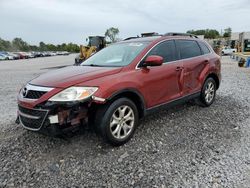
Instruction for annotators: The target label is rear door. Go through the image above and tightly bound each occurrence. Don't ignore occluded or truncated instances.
[138,40,184,107]
[176,39,207,95]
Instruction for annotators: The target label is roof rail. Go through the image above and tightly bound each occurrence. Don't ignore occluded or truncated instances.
[141,32,162,37]
[123,36,140,41]
[123,33,162,41]
[164,32,198,38]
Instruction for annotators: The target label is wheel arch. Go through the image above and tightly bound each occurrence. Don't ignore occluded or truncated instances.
[205,73,220,89]
[106,89,146,119]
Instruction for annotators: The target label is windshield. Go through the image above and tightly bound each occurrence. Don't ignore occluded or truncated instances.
[81,42,149,67]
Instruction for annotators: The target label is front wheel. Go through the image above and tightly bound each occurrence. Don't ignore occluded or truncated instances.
[200,77,216,107]
[94,98,138,146]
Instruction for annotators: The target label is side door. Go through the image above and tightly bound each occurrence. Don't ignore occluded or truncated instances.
[137,40,184,108]
[176,39,206,95]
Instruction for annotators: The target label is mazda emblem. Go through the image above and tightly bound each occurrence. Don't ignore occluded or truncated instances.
[22,87,28,97]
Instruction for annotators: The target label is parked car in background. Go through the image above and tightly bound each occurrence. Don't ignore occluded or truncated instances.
[56,51,62,55]
[0,51,71,60]
[221,46,237,55]
[62,51,70,55]
[14,52,29,59]
[0,51,6,55]
[43,52,51,56]
[0,52,14,60]
[49,52,57,56]
[33,52,43,57]
[63,51,70,55]
[56,51,70,55]
[0,54,7,60]
[16,33,221,146]
[26,52,35,58]
[8,52,19,60]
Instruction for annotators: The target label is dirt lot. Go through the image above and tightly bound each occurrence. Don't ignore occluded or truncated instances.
[0,55,250,187]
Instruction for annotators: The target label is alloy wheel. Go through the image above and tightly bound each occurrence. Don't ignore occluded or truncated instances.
[204,81,215,104]
[109,105,135,140]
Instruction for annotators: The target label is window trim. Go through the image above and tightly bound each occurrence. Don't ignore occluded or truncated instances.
[135,39,212,70]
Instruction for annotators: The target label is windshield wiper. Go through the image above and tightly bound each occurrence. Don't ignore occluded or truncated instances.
[82,64,102,67]
[81,64,122,67]
[89,64,102,67]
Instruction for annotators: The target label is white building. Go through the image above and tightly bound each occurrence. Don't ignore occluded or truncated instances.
[230,32,250,52]
[231,32,240,41]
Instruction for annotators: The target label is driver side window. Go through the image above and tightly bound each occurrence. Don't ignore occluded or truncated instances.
[147,40,177,63]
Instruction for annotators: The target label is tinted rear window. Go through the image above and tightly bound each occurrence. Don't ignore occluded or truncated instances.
[177,40,202,59]
[198,41,210,54]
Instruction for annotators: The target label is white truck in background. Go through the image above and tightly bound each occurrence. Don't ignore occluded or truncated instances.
[221,47,237,55]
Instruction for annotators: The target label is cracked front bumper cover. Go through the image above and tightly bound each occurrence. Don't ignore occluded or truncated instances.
[17,100,89,134]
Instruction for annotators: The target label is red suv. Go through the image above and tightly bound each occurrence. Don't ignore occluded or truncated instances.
[16,33,221,146]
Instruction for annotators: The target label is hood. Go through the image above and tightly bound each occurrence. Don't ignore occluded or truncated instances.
[30,66,123,88]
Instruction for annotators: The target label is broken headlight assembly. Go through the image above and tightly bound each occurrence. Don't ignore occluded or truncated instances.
[48,87,98,102]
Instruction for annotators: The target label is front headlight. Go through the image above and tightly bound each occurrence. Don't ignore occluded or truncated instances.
[48,87,98,102]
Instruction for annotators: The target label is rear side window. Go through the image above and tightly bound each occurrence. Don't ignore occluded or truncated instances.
[176,40,202,59]
[147,40,177,63]
[198,41,210,54]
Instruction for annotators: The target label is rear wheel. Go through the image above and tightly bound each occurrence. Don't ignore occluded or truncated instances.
[200,77,216,107]
[94,98,138,146]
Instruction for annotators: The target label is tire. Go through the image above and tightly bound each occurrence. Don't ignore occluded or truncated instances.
[93,98,139,146]
[200,77,216,107]
[221,51,224,56]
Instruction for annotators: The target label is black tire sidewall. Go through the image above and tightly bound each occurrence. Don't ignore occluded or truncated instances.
[98,98,139,146]
[201,77,216,106]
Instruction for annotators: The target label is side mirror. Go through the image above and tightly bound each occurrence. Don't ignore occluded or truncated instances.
[142,55,163,67]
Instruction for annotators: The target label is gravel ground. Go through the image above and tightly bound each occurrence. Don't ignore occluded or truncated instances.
[0,55,250,187]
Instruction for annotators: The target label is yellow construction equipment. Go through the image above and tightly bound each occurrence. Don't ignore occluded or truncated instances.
[79,45,97,60]
[75,36,106,65]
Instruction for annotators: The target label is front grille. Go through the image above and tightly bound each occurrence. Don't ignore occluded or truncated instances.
[18,105,49,130]
[25,90,47,99]
[21,84,53,100]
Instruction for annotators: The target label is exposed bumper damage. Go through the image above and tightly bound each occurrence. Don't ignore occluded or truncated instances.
[52,106,88,126]
[16,99,98,135]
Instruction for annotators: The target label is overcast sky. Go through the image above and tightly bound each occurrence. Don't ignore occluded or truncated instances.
[0,0,249,45]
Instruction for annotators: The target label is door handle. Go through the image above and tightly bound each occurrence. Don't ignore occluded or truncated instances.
[176,66,183,71]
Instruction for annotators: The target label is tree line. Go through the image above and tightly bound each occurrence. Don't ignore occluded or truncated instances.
[0,27,231,52]
[103,27,232,41]
[0,27,120,52]
[0,37,80,52]
[187,27,232,39]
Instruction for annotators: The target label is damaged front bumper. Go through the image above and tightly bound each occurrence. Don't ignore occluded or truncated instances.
[16,100,91,135]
